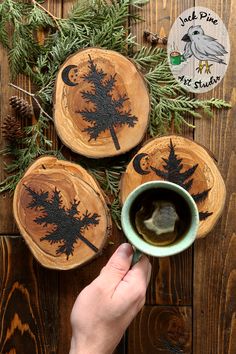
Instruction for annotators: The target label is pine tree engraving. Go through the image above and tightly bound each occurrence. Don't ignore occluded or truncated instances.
[150,139,213,220]
[77,55,138,150]
[24,184,100,259]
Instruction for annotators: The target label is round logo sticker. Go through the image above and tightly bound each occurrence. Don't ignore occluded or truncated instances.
[167,7,230,93]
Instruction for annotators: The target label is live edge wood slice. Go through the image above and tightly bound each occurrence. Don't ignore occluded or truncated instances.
[120,135,226,238]
[13,156,112,270]
[54,48,150,158]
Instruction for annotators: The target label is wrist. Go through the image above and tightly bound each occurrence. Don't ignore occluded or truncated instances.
[69,335,111,354]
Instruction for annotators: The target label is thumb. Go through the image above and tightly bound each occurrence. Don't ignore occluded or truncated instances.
[100,243,133,290]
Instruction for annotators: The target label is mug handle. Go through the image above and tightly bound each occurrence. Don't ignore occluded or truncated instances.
[131,248,143,266]
[181,54,186,62]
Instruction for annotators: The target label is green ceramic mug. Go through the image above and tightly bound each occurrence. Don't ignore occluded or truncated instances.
[170,51,185,65]
[121,181,199,262]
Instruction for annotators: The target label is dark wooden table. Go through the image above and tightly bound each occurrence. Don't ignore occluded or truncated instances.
[1,1,236,353]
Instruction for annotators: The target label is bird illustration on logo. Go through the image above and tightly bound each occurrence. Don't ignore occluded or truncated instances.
[181,25,228,74]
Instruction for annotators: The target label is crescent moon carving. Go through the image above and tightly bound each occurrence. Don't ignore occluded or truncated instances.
[133,153,150,175]
[61,65,78,87]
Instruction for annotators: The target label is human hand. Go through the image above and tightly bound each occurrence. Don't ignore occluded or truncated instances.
[69,243,151,354]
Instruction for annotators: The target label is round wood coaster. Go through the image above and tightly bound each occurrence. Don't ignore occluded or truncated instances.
[13,156,111,270]
[120,135,226,238]
[54,48,150,158]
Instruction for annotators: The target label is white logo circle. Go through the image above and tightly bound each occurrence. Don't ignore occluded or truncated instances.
[167,7,230,93]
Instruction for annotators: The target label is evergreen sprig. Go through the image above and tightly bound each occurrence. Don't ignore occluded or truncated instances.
[27,2,54,28]
[0,112,63,193]
[133,46,167,66]
[0,0,231,228]
[83,158,128,229]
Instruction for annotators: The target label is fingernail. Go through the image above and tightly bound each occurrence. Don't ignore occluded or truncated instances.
[116,243,133,258]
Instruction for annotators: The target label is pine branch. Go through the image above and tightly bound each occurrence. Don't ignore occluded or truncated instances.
[208,98,231,109]
[31,0,60,24]
[9,83,53,122]
[9,25,40,79]
[86,159,127,227]
[0,170,25,194]
[132,46,166,67]
[28,1,55,28]
[88,162,126,197]
[0,18,8,48]
[130,0,149,7]
[0,111,59,194]
[111,196,122,230]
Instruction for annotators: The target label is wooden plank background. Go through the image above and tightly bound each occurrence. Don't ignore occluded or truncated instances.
[0,0,235,353]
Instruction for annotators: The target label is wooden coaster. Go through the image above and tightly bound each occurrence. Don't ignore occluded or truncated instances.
[13,156,111,270]
[120,135,226,238]
[54,48,150,158]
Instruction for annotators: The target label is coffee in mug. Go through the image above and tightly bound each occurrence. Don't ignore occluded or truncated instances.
[130,187,191,247]
[121,181,199,258]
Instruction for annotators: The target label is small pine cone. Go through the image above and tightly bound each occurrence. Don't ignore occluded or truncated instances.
[1,115,24,141]
[143,30,151,41]
[144,31,168,45]
[144,30,159,45]
[161,36,168,45]
[9,96,33,118]
[150,35,160,45]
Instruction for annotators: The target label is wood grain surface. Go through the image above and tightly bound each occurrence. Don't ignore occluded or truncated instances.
[128,306,192,353]
[0,43,18,235]
[193,0,236,353]
[0,237,59,354]
[54,48,150,158]
[146,247,193,305]
[0,0,235,353]
[13,157,112,270]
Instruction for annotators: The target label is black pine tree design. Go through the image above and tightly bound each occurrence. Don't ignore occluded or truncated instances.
[24,185,100,259]
[77,55,138,150]
[150,139,213,220]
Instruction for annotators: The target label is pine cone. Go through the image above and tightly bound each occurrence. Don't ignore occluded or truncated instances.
[143,31,159,45]
[1,115,24,141]
[9,96,33,118]
[143,31,168,45]
[160,36,168,45]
